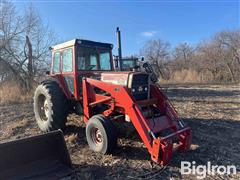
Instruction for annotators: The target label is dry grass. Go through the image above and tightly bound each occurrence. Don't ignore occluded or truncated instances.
[161,69,234,84]
[171,69,201,83]
[0,82,33,103]
[65,133,79,144]
[2,119,30,139]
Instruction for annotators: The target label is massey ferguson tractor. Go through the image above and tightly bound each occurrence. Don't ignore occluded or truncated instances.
[0,28,191,179]
[32,28,192,166]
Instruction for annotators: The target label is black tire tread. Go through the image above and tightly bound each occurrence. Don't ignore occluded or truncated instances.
[34,80,69,132]
[86,114,117,154]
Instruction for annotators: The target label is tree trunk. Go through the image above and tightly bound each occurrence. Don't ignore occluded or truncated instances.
[226,62,236,82]
[26,35,33,91]
[155,60,165,79]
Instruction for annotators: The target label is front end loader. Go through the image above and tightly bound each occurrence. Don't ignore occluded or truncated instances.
[82,73,191,165]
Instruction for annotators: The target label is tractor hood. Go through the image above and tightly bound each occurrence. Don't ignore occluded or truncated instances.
[101,71,149,88]
[101,72,130,86]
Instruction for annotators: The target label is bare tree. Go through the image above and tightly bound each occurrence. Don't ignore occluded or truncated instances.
[0,1,57,92]
[140,39,170,79]
[140,29,240,83]
[173,42,195,69]
[197,41,223,81]
[197,30,240,82]
[213,30,240,82]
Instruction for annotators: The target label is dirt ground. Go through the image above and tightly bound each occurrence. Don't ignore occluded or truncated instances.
[0,84,239,179]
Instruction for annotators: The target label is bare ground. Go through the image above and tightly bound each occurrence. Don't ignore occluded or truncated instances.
[0,84,239,179]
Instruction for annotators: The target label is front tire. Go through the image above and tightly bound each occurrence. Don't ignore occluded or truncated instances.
[33,80,69,132]
[86,115,117,154]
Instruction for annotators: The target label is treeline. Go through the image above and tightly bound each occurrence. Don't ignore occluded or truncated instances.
[0,1,56,92]
[141,29,240,83]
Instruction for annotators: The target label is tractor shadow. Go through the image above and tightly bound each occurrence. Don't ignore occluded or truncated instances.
[64,124,85,136]
[169,117,240,169]
[113,144,150,161]
[113,122,150,160]
[64,118,150,161]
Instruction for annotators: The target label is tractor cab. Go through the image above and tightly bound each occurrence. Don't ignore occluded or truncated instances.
[50,39,114,99]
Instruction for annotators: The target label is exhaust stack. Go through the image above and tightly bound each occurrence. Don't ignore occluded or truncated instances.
[116,27,122,70]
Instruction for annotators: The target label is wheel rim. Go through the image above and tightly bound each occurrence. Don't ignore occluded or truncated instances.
[43,99,49,118]
[91,127,103,145]
[37,94,49,121]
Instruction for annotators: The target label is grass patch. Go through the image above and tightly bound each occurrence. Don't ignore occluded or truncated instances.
[0,82,34,103]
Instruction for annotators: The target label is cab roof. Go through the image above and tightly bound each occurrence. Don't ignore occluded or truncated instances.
[51,39,113,51]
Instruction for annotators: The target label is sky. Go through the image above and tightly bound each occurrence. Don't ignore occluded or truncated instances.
[14,0,239,56]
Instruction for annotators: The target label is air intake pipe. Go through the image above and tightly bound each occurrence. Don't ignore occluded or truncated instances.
[116,27,122,71]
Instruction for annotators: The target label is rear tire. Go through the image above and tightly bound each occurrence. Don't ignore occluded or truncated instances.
[33,80,69,132]
[86,115,117,154]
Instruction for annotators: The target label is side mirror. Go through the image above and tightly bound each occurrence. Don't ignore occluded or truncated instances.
[142,62,148,68]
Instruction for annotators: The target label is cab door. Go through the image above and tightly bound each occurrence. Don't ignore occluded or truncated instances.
[61,47,75,98]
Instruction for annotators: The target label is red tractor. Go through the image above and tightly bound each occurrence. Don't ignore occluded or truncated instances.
[33,32,191,165]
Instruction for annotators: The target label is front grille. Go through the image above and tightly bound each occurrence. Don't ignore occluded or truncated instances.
[131,74,149,101]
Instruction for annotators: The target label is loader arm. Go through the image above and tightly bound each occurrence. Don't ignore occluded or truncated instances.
[82,78,191,165]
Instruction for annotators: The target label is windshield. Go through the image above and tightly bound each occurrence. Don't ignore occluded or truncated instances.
[77,47,111,71]
[122,59,137,69]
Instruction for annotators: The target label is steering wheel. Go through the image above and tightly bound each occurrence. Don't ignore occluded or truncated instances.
[86,65,96,70]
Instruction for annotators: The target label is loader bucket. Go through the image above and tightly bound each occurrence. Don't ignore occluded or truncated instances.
[0,130,72,179]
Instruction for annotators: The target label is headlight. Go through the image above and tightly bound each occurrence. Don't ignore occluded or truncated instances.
[144,87,148,91]
[132,88,136,93]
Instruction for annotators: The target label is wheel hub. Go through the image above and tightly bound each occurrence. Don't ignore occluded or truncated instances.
[38,95,49,121]
[43,100,49,118]
[92,128,103,145]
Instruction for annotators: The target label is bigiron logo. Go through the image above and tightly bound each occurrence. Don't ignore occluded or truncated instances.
[180,161,237,179]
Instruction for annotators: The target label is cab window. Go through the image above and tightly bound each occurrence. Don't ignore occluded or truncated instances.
[90,55,97,70]
[78,54,98,70]
[78,56,86,70]
[77,47,111,71]
[77,47,98,70]
[53,51,60,73]
[62,48,73,72]
[99,52,111,70]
